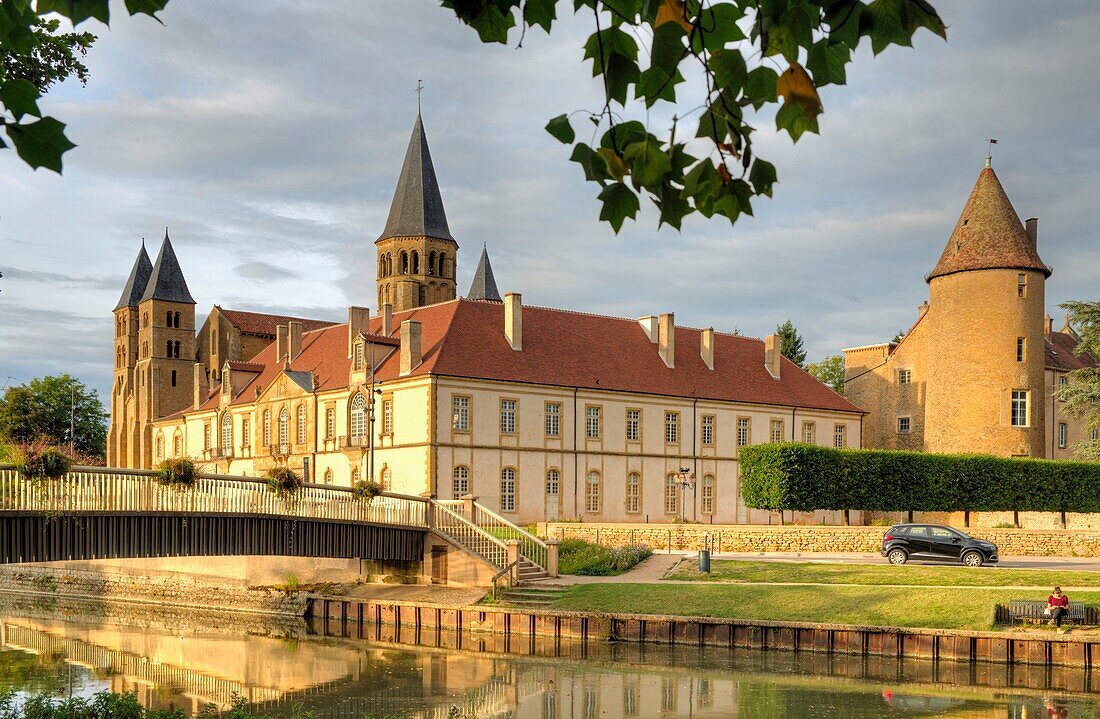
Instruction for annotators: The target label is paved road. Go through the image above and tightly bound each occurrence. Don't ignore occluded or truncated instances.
[701,551,1100,572]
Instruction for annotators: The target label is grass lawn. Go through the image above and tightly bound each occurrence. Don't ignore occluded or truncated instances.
[667,560,1100,588]
[551,584,1100,631]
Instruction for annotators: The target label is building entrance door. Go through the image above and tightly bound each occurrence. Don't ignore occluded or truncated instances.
[431,546,448,584]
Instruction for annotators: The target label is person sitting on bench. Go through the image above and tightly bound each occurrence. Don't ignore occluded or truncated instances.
[1047,587,1069,630]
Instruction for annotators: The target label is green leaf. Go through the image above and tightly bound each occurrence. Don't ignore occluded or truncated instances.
[623,137,671,190]
[749,158,777,197]
[597,182,640,233]
[825,1,864,49]
[775,101,819,142]
[806,39,850,86]
[5,116,76,173]
[569,142,611,184]
[636,66,682,106]
[0,79,42,120]
[865,0,910,55]
[602,0,642,21]
[599,120,646,150]
[744,66,778,108]
[0,0,43,53]
[655,181,692,230]
[649,22,685,76]
[709,48,747,93]
[901,0,947,40]
[604,52,640,105]
[523,0,556,32]
[36,0,111,26]
[681,160,721,203]
[693,2,746,53]
[583,26,640,105]
[545,114,575,144]
[124,0,169,18]
[465,3,517,44]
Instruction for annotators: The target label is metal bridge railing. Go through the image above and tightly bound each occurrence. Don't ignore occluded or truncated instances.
[0,464,428,528]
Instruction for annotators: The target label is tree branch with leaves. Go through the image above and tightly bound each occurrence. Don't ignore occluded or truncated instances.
[443,0,945,232]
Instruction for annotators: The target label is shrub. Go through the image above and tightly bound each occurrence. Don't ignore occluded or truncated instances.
[740,443,1100,513]
[265,466,302,498]
[153,458,197,488]
[352,479,383,502]
[557,538,652,576]
[12,441,72,482]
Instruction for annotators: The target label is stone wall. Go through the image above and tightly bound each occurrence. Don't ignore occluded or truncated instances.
[539,522,1100,557]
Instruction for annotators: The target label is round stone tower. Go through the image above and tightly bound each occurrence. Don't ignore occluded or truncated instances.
[924,164,1051,457]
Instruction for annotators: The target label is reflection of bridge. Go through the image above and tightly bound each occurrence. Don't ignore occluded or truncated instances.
[0,466,428,564]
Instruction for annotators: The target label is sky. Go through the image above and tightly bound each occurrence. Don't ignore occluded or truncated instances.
[2,1,1099,402]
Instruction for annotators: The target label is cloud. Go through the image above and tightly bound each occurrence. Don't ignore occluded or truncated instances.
[233,261,295,282]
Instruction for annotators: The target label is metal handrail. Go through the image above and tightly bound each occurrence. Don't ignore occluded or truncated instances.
[430,501,508,568]
[459,501,549,571]
[491,560,518,600]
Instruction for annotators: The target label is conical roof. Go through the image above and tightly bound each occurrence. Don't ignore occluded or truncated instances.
[377,113,455,243]
[140,230,195,304]
[467,245,501,302]
[114,243,153,311]
[927,166,1050,282]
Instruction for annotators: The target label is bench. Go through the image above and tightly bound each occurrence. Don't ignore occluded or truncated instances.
[1007,600,1090,626]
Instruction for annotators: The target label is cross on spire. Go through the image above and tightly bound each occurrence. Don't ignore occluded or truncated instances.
[415,76,424,113]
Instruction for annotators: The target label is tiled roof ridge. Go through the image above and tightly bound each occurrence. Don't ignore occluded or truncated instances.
[514,299,759,341]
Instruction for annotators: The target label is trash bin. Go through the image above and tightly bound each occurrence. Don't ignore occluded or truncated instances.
[698,549,711,574]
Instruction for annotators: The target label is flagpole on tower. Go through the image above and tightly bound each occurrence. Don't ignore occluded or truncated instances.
[985,138,998,168]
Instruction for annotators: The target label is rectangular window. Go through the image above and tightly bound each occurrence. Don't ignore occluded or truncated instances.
[665,411,680,444]
[452,395,470,431]
[326,407,335,439]
[898,416,911,434]
[203,422,211,450]
[664,475,679,515]
[1010,390,1029,427]
[585,405,602,439]
[241,417,250,448]
[626,409,641,442]
[834,424,847,448]
[545,402,561,437]
[701,415,715,446]
[625,473,641,513]
[769,419,784,443]
[737,417,751,447]
[1016,337,1026,362]
[500,399,516,434]
[382,398,393,435]
[585,472,601,512]
[500,469,516,512]
[898,369,912,384]
[1059,422,1068,448]
[1059,375,1068,401]
[701,475,715,515]
[1018,273,1027,298]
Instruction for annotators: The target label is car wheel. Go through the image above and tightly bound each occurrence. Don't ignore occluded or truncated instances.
[962,551,984,568]
[887,548,908,565]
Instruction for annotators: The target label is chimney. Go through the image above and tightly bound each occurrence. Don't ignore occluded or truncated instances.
[1025,217,1038,248]
[917,301,930,319]
[638,316,659,343]
[288,321,303,362]
[658,313,675,369]
[700,327,715,370]
[382,302,393,336]
[276,325,288,363]
[1045,314,1054,337]
[400,320,422,375]
[347,306,370,357]
[764,334,782,379]
[193,363,208,409]
[504,292,523,351]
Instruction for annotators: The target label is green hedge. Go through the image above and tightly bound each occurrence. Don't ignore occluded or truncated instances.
[739,443,1100,513]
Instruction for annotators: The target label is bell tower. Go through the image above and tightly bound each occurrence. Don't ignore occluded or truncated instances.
[375,112,458,312]
[108,242,152,467]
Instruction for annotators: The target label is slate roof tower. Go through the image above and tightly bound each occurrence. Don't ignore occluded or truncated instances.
[467,245,502,302]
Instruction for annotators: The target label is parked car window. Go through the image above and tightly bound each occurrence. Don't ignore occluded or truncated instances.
[929,527,955,539]
[906,526,929,537]
[888,526,906,535]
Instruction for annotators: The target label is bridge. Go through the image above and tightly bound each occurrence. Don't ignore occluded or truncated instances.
[0,465,552,582]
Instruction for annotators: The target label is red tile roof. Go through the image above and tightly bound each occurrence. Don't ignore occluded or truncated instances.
[217,306,336,337]
[195,299,861,415]
[226,361,265,373]
[1046,330,1097,372]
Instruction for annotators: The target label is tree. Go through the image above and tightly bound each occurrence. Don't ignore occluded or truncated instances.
[892,329,907,343]
[444,0,945,232]
[0,375,107,458]
[776,319,806,367]
[0,1,166,173]
[807,354,845,394]
[1060,300,1100,460]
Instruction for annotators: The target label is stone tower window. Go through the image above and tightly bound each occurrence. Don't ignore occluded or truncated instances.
[428,251,437,275]
[171,370,177,387]
[400,251,409,274]
[411,251,420,275]
[1016,337,1026,362]
[438,252,447,278]
[1010,390,1029,427]
[166,311,172,327]
[1017,273,1027,298]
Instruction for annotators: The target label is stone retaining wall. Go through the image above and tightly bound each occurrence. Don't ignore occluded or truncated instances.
[539,522,1100,557]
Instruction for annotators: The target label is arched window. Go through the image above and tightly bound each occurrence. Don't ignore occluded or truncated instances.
[323,468,333,485]
[296,404,307,444]
[221,412,232,450]
[165,340,173,358]
[155,434,164,460]
[381,465,392,491]
[428,251,436,275]
[665,474,679,515]
[351,466,360,484]
[166,311,172,327]
[174,341,181,358]
[171,370,177,387]
[350,393,367,439]
[173,432,181,457]
[626,472,641,513]
[585,471,601,513]
[453,466,469,497]
[701,474,715,515]
[174,312,181,328]
[278,408,289,448]
[438,252,447,278]
[400,251,409,274]
[500,468,516,512]
[411,251,420,275]
[386,253,392,276]
[546,469,560,497]
[263,410,271,446]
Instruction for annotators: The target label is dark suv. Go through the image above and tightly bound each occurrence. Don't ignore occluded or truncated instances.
[881,524,998,567]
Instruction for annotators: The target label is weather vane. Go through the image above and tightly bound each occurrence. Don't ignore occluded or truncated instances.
[416,76,424,113]
[985,138,998,168]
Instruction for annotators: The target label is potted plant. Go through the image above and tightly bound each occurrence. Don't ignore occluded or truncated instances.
[154,457,197,489]
[265,466,303,499]
[352,479,384,503]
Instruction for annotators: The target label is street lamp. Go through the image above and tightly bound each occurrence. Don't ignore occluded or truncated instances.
[673,466,696,522]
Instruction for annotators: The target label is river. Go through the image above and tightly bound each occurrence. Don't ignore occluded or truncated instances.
[0,594,1096,718]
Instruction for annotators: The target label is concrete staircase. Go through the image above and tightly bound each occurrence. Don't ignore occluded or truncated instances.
[517,557,549,582]
[498,585,568,608]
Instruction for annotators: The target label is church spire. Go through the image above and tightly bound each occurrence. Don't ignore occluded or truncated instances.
[114,242,153,311]
[377,113,454,243]
[467,244,501,302]
[141,229,196,304]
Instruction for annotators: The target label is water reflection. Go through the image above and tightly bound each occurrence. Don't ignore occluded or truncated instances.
[0,595,1096,718]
